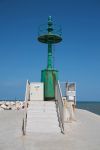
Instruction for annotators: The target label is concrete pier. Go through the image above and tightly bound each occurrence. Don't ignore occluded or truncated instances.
[0,109,100,150]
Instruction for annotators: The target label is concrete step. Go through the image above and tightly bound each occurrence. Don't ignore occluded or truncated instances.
[27,121,59,126]
[27,110,57,113]
[27,104,56,108]
[27,128,60,133]
[28,108,56,111]
[28,103,55,105]
[27,115,58,119]
[26,124,59,128]
[26,126,60,130]
[27,108,57,111]
[26,124,60,129]
[27,112,57,116]
[26,101,60,133]
[27,110,57,114]
[28,102,55,104]
[28,105,56,108]
[27,117,59,121]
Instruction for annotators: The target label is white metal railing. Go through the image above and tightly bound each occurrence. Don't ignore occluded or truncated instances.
[55,80,64,134]
[22,80,30,135]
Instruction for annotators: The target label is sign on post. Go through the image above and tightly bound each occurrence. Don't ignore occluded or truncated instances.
[66,82,76,103]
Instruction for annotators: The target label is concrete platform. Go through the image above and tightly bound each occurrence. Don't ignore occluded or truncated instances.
[0,109,100,150]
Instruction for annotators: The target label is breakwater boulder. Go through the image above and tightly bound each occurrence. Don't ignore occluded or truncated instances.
[0,101,25,110]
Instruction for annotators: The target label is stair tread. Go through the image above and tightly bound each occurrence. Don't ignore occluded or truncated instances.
[26,101,60,133]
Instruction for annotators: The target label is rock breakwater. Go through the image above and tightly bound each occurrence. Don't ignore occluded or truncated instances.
[0,101,25,110]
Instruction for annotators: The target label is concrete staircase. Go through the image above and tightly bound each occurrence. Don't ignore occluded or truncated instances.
[26,100,60,133]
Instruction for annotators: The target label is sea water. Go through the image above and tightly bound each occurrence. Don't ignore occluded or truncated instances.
[77,102,100,115]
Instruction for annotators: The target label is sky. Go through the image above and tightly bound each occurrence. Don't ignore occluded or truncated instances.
[0,0,100,101]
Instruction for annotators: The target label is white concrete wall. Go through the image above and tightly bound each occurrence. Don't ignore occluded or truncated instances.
[30,82,44,101]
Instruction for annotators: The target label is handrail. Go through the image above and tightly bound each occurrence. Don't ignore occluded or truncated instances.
[55,80,64,134]
[22,80,30,135]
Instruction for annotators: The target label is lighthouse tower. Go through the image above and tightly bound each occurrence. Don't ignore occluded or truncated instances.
[38,16,62,100]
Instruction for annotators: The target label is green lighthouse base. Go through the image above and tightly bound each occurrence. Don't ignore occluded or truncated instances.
[41,69,58,101]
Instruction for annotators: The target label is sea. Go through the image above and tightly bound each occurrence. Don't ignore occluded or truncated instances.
[77,102,100,115]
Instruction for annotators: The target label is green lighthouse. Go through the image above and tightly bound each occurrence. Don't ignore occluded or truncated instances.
[38,16,62,100]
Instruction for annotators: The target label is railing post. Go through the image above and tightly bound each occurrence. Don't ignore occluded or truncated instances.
[55,80,64,134]
[22,80,30,136]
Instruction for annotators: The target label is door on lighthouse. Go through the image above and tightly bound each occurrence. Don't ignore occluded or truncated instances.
[30,82,44,101]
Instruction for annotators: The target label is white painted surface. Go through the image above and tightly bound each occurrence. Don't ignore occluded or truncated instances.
[30,82,44,101]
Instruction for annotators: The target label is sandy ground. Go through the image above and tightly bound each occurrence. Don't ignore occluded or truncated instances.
[0,109,100,150]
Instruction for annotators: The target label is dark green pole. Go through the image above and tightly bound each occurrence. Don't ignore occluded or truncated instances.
[47,16,53,70]
[47,43,52,69]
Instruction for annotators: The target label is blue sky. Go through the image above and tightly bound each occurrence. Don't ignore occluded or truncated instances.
[0,0,100,101]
